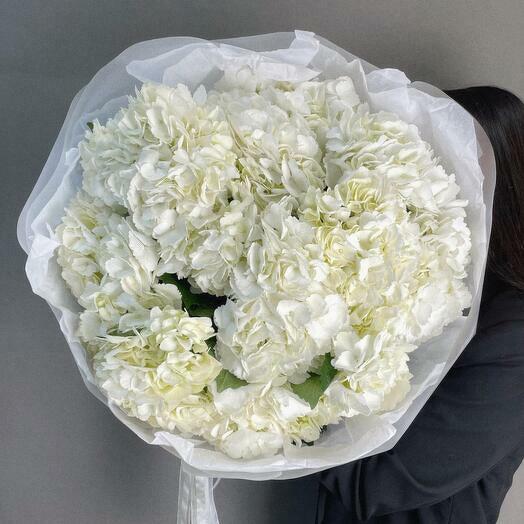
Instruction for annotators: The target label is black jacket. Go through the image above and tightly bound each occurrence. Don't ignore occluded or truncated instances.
[317,270,524,524]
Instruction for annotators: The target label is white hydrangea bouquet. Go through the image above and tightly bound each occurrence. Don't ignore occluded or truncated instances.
[18,31,495,523]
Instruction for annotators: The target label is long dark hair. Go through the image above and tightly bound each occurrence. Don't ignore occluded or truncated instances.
[445,87,524,291]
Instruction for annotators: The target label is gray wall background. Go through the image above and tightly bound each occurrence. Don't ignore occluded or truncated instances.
[1,1,523,523]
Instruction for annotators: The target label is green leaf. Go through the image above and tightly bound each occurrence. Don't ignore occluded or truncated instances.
[87,121,94,131]
[107,330,135,338]
[188,305,217,319]
[206,337,217,357]
[215,369,248,393]
[291,354,338,409]
[159,274,226,318]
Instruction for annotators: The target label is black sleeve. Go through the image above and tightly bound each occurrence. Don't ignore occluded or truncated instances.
[319,319,524,520]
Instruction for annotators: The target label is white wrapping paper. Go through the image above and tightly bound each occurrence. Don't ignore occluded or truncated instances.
[17,30,495,522]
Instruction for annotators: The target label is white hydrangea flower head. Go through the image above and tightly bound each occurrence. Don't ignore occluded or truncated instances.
[215,291,348,384]
[91,306,221,428]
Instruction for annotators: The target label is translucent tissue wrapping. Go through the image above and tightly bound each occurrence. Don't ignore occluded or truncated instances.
[18,31,495,483]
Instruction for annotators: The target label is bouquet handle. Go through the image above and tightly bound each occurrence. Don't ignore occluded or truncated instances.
[177,463,220,524]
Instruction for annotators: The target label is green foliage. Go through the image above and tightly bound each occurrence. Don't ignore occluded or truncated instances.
[291,354,338,408]
[215,368,248,392]
[160,274,226,319]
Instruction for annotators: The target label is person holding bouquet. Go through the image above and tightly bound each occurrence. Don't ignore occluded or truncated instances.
[317,86,524,524]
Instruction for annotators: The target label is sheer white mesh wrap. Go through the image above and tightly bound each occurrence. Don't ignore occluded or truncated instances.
[17,30,495,523]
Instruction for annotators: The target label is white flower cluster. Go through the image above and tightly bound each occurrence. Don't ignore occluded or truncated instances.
[56,70,471,459]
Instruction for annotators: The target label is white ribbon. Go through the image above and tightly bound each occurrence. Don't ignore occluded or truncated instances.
[177,462,220,524]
